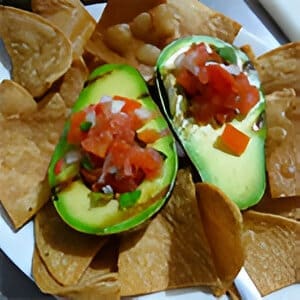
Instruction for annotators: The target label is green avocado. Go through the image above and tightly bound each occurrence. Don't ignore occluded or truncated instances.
[48,64,178,235]
[155,36,266,209]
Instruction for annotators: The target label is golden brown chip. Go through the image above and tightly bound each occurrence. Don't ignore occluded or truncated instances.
[195,183,244,295]
[167,0,241,43]
[34,202,107,286]
[85,0,240,80]
[257,42,300,95]
[59,57,89,108]
[0,6,72,97]
[0,80,37,117]
[242,210,300,295]
[32,0,96,59]
[118,169,218,296]
[265,89,297,197]
[254,185,300,221]
[0,92,67,229]
[33,242,120,299]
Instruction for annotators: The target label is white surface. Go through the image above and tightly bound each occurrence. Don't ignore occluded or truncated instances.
[259,0,300,41]
[0,2,299,300]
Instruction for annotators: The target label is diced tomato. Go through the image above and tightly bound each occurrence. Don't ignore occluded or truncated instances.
[54,158,64,175]
[81,131,113,158]
[206,64,237,96]
[113,95,142,113]
[129,146,163,180]
[176,69,199,96]
[137,128,161,144]
[220,123,250,156]
[67,111,87,144]
[235,73,259,114]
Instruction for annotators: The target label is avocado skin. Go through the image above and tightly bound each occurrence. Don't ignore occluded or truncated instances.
[156,36,266,209]
[48,64,178,235]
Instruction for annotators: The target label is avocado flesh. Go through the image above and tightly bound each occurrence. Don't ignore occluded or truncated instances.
[48,64,178,235]
[156,36,266,209]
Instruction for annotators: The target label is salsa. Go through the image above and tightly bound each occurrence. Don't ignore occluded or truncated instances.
[55,95,164,196]
[174,42,259,126]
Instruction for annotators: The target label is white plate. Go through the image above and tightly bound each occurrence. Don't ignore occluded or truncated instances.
[1,3,300,300]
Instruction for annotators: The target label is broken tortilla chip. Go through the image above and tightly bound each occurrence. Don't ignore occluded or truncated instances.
[118,168,218,296]
[254,184,300,221]
[0,5,72,97]
[0,92,67,229]
[31,0,96,59]
[0,80,37,117]
[265,88,297,197]
[195,182,244,295]
[257,42,300,95]
[33,239,120,299]
[34,202,107,286]
[85,0,240,80]
[257,42,300,197]
[242,210,300,295]
[58,57,89,108]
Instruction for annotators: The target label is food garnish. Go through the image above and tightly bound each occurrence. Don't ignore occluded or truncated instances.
[48,64,178,235]
[156,35,266,209]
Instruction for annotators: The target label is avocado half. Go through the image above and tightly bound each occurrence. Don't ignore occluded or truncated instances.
[48,64,178,235]
[155,36,266,209]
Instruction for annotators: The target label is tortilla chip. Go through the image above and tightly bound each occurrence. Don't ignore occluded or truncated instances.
[85,0,240,80]
[195,183,244,295]
[0,5,72,97]
[167,0,240,43]
[118,169,218,296]
[257,42,300,95]
[0,80,37,117]
[265,89,298,197]
[242,210,300,295]
[34,202,107,286]
[59,57,89,108]
[254,184,300,221]
[33,239,120,299]
[31,0,96,59]
[0,93,67,229]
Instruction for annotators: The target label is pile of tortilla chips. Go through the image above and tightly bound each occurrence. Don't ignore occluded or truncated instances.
[0,1,299,299]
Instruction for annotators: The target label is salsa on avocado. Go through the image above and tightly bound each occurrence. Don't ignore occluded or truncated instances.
[155,35,266,209]
[54,95,164,202]
[174,42,260,126]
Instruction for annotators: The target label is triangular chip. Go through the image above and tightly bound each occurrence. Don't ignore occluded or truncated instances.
[0,5,72,97]
[85,0,240,80]
[118,169,218,296]
[257,42,300,95]
[34,202,107,286]
[242,210,300,295]
[257,42,300,197]
[33,239,120,299]
[58,57,89,108]
[265,88,297,197]
[31,0,96,59]
[195,182,244,295]
[0,92,67,229]
[0,80,37,117]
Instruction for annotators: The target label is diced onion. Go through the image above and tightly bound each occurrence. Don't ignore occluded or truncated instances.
[65,150,81,164]
[102,185,114,194]
[111,100,125,114]
[99,95,112,103]
[135,107,152,120]
[86,110,96,127]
